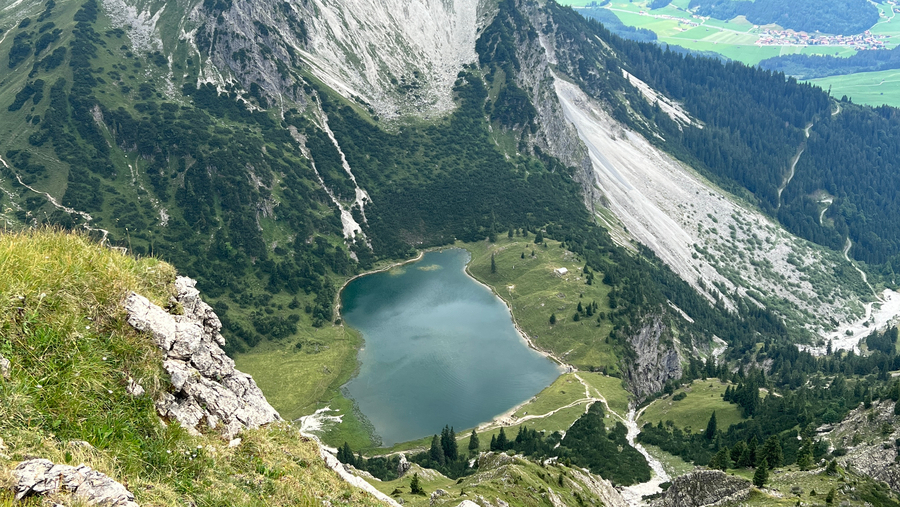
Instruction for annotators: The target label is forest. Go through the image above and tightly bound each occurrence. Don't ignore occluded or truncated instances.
[337,403,651,486]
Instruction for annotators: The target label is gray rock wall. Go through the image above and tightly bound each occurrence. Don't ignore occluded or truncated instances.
[125,276,280,438]
[622,315,683,400]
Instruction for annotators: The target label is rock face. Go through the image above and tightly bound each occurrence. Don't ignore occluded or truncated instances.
[622,315,683,400]
[825,400,900,491]
[13,459,139,507]
[652,470,751,507]
[125,276,280,438]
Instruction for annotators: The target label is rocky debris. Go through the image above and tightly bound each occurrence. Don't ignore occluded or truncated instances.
[825,400,900,491]
[622,316,683,400]
[652,469,751,507]
[13,459,139,507]
[125,276,280,438]
[1,353,10,379]
[456,502,480,507]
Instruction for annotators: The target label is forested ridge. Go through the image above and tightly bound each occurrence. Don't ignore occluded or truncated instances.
[552,2,900,273]
[687,0,879,35]
[759,46,900,80]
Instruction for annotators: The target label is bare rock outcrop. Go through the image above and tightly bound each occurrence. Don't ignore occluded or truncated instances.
[652,469,751,507]
[622,315,683,400]
[125,276,280,438]
[13,459,138,507]
[0,353,9,379]
[824,399,900,491]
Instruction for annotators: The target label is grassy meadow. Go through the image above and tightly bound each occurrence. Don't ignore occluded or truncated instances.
[465,236,618,373]
[639,379,745,432]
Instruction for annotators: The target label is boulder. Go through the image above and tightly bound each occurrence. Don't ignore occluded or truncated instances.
[124,276,280,438]
[0,353,9,379]
[13,458,139,507]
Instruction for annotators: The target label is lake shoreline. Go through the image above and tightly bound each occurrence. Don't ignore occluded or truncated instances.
[336,246,565,450]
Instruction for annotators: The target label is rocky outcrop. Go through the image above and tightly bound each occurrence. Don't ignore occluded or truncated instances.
[13,459,138,507]
[0,353,9,379]
[569,468,630,507]
[652,470,751,507]
[824,400,900,491]
[125,276,280,438]
[621,315,683,400]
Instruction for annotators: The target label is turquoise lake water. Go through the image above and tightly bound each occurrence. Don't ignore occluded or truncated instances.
[341,249,562,447]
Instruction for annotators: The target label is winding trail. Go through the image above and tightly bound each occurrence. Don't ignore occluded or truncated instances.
[777,122,812,209]
[819,197,833,226]
[0,154,110,241]
[844,237,880,300]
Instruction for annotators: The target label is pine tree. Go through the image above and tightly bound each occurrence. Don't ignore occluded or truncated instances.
[440,426,457,461]
[491,253,496,274]
[825,488,835,504]
[549,313,556,325]
[490,434,498,451]
[468,429,480,451]
[761,435,782,468]
[508,227,514,239]
[826,459,838,476]
[521,252,525,259]
[497,427,509,451]
[535,231,543,244]
[710,447,730,471]
[753,457,769,488]
[705,411,717,440]
[748,436,758,466]
[577,302,583,313]
[430,435,445,465]
[410,473,424,495]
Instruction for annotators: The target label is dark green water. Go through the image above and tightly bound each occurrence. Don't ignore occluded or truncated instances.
[341,249,562,447]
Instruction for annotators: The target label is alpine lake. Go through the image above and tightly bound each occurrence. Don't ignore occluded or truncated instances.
[341,248,563,447]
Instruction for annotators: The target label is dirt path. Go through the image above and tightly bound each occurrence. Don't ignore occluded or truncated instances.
[819,197,833,226]
[777,122,812,209]
[844,237,880,300]
[0,155,110,242]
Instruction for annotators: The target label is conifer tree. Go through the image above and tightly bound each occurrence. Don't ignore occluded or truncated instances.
[761,435,782,468]
[825,488,835,504]
[497,427,509,451]
[705,411,717,440]
[710,447,730,471]
[410,473,424,495]
[430,434,445,465]
[468,429,480,451]
[753,457,769,488]
[490,434,498,451]
[550,313,557,325]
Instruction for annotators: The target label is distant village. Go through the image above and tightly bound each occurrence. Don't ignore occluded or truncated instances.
[755,29,889,50]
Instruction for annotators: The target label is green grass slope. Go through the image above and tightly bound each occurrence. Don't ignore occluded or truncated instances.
[0,229,384,507]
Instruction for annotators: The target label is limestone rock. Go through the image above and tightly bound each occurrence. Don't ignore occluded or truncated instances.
[825,400,900,491]
[397,453,411,477]
[622,315,683,400]
[0,353,9,379]
[430,488,448,505]
[124,276,280,438]
[652,469,751,507]
[13,458,139,507]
